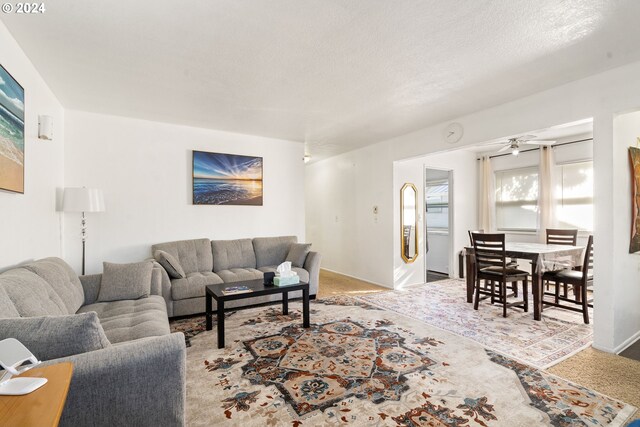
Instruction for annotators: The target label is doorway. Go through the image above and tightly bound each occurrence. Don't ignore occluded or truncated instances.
[425,168,453,282]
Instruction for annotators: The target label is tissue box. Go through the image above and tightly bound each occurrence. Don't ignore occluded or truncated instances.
[274,275,300,286]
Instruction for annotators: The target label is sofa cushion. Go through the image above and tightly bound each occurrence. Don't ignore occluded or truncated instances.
[23,257,85,315]
[171,271,224,300]
[253,236,297,268]
[216,268,263,283]
[212,239,256,271]
[0,312,111,361]
[78,295,169,343]
[154,250,186,279]
[286,243,312,268]
[258,266,310,284]
[152,238,213,275]
[0,286,19,318]
[98,261,154,302]
[0,268,67,316]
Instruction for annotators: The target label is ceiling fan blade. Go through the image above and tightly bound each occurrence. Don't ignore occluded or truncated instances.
[497,145,511,153]
[523,140,557,145]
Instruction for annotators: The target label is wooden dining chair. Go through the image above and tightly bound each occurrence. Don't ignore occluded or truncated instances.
[545,228,579,296]
[469,230,519,296]
[542,235,593,324]
[472,233,529,317]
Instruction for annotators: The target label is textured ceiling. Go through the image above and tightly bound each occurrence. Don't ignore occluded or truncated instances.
[2,1,640,160]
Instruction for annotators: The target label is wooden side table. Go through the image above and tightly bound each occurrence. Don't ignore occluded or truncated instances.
[0,362,73,427]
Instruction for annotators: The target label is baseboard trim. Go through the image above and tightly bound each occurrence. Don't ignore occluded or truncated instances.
[591,342,615,353]
[592,329,640,354]
[614,329,640,354]
[320,268,393,289]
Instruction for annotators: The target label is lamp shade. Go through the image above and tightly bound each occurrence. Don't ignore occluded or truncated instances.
[62,188,105,212]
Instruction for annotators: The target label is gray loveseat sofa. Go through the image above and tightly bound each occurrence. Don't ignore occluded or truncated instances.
[152,236,321,317]
[0,257,186,427]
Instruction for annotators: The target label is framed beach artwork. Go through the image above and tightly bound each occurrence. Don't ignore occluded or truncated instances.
[629,144,640,253]
[0,64,25,194]
[192,150,263,205]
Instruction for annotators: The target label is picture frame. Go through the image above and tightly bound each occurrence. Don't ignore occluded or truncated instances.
[629,145,640,253]
[0,64,25,194]
[192,150,263,205]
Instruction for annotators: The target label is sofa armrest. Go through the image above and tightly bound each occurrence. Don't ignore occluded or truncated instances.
[150,265,163,297]
[303,251,321,296]
[43,333,186,427]
[152,260,174,317]
[79,274,102,305]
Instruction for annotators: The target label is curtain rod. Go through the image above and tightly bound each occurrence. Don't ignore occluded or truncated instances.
[476,137,593,160]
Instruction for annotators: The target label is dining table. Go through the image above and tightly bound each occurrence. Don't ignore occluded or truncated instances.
[464,242,585,320]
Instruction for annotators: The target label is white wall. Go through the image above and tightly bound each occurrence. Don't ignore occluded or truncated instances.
[611,111,640,351]
[306,59,640,352]
[304,148,393,287]
[0,21,64,270]
[392,150,477,288]
[64,110,305,274]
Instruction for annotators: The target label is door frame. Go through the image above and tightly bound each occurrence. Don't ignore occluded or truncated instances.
[424,166,454,282]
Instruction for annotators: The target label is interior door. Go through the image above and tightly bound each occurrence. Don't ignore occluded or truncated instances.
[425,169,451,277]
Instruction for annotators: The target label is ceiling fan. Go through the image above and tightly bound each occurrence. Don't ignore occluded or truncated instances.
[493,135,557,156]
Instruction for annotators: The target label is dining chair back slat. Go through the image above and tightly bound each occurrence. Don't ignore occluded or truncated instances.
[472,233,506,270]
[546,229,578,246]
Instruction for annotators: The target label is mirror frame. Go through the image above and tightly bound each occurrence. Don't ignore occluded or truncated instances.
[400,182,419,263]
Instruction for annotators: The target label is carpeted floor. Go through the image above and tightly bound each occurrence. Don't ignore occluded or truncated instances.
[317,269,640,423]
[176,300,635,426]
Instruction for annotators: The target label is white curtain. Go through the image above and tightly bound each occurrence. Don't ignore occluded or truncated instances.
[538,146,556,242]
[478,156,495,232]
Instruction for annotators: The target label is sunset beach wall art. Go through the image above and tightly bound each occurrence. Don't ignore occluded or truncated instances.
[193,150,263,205]
[0,64,24,194]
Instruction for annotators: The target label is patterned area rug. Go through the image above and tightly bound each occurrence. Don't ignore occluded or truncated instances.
[355,279,593,369]
[173,297,634,426]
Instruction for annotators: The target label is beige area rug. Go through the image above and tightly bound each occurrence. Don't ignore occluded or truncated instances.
[173,297,634,426]
[355,279,593,369]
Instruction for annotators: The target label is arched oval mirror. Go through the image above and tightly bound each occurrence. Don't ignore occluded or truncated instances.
[401,183,418,263]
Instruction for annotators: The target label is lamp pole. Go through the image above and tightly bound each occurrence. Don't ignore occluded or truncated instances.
[81,211,86,275]
[62,187,104,276]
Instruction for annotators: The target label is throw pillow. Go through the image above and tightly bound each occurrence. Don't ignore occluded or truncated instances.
[286,243,312,268]
[0,312,111,361]
[154,250,186,279]
[98,261,153,302]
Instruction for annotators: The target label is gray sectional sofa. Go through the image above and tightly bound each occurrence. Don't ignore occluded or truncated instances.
[152,236,321,317]
[0,257,186,427]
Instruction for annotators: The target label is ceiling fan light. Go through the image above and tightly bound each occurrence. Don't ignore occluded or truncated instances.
[512,148,519,156]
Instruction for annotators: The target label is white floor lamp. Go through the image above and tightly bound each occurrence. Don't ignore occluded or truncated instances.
[63,187,105,275]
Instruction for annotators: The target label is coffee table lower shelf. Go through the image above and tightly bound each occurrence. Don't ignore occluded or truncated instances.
[205,279,310,349]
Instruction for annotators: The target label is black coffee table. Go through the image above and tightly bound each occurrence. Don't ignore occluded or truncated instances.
[205,279,310,348]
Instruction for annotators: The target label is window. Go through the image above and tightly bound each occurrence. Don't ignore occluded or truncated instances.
[495,167,539,231]
[557,161,593,231]
[425,180,449,230]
